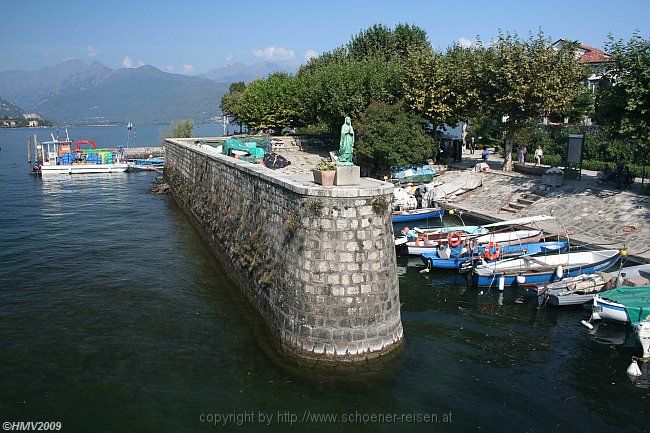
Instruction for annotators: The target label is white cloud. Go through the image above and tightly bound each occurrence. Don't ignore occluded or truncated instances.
[225,53,233,63]
[303,49,318,61]
[458,37,473,48]
[162,65,174,72]
[181,64,195,75]
[87,46,99,57]
[122,56,144,68]
[251,46,295,62]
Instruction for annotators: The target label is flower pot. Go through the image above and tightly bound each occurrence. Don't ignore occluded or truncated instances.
[313,169,335,187]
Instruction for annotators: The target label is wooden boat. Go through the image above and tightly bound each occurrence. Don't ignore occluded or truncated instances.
[394,225,486,247]
[584,285,650,361]
[392,208,444,223]
[405,229,543,255]
[472,249,621,288]
[414,225,488,235]
[590,285,650,324]
[422,240,568,270]
[544,273,609,306]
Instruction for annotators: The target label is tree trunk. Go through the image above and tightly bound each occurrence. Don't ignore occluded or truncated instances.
[502,132,514,171]
[460,120,468,150]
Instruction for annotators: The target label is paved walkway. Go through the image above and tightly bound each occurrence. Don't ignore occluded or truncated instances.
[438,150,650,262]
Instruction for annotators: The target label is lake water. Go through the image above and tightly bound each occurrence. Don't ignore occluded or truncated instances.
[0,125,647,432]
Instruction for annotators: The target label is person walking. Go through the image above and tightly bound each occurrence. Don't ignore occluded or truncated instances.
[470,137,476,155]
[534,145,543,166]
[517,146,525,164]
[482,147,489,162]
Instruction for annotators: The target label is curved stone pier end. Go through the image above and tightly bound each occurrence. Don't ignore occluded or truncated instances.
[164,138,403,363]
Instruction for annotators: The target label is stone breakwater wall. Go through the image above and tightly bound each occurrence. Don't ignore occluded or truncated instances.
[164,139,403,362]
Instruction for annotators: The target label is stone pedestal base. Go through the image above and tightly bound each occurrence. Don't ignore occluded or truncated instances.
[334,165,361,186]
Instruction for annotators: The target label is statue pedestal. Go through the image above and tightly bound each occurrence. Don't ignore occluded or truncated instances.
[334,165,361,186]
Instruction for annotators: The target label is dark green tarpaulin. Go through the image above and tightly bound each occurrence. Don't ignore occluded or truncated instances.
[601,285,650,323]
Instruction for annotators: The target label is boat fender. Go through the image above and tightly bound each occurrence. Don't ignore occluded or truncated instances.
[447,231,462,247]
[484,242,501,260]
[516,275,526,285]
[498,275,505,292]
[556,265,564,279]
[581,320,594,330]
[627,358,642,377]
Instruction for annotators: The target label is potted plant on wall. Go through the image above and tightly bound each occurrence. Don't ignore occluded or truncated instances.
[313,159,336,187]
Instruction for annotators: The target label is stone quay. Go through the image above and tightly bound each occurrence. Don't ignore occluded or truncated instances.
[164,138,403,363]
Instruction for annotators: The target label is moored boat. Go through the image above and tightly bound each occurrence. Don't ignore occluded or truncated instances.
[471,249,621,288]
[33,136,128,175]
[590,285,650,324]
[544,273,609,306]
[392,208,444,223]
[405,229,543,255]
[422,240,568,270]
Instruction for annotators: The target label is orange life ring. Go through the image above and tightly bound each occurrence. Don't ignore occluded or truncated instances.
[484,242,501,260]
[447,231,463,247]
[415,235,428,246]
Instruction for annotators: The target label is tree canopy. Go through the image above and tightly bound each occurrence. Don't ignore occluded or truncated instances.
[219,24,646,175]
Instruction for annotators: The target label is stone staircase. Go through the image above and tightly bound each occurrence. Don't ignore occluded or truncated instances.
[500,191,544,214]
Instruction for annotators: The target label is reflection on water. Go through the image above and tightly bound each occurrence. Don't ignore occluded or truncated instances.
[0,126,647,433]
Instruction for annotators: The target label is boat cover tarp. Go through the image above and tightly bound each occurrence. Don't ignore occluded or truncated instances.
[423,173,482,203]
[600,286,650,322]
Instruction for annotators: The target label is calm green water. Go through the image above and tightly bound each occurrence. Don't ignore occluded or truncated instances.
[0,126,647,433]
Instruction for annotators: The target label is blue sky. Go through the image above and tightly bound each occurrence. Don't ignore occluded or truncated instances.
[2,0,648,73]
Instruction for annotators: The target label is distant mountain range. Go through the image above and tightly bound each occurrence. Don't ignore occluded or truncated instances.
[199,61,296,83]
[0,95,24,118]
[0,60,230,124]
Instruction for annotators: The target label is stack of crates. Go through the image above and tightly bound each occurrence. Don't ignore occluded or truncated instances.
[84,153,102,164]
[60,153,74,165]
[102,152,114,164]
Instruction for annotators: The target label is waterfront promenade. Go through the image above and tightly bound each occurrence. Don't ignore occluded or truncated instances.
[444,151,650,262]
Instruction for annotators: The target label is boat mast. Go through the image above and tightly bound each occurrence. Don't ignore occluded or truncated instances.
[126,121,133,148]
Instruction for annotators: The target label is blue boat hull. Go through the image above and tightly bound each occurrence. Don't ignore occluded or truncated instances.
[422,241,568,270]
[474,254,620,287]
[393,209,444,223]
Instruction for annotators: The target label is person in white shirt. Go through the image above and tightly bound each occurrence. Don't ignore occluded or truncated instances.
[534,146,543,166]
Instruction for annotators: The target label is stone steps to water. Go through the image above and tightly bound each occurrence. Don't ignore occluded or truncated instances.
[500,191,544,214]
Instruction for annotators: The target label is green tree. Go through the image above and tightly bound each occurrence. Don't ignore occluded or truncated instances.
[404,42,483,144]
[597,33,650,164]
[220,82,246,130]
[165,119,194,138]
[355,101,436,176]
[235,73,303,131]
[476,32,586,170]
[299,57,402,132]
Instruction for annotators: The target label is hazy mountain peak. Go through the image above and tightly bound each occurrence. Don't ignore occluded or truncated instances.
[0,60,229,123]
